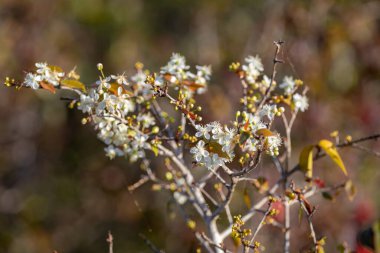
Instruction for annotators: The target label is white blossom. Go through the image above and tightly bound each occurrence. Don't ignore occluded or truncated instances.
[111,73,129,85]
[96,76,111,90]
[265,134,282,156]
[137,112,156,128]
[293,93,309,112]
[242,55,264,84]
[258,104,277,121]
[160,53,189,78]
[190,140,210,163]
[35,62,64,86]
[23,73,42,90]
[195,125,211,140]
[279,76,295,94]
[104,145,124,159]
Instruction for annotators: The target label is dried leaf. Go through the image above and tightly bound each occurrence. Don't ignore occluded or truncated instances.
[299,145,314,179]
[205,141,230,159]
[40,81,56,94]
[182,80,206,91]
[68,67,80,80]
[243,188,251,208]
[301,196,314,214]
[322,192,334,201]
[108,83,133,96]
[61,79,86,92]
[318,139,347,176]
[344,180,356,201]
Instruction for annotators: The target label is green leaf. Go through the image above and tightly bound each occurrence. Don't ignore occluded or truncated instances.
[298,205,303,224]
[61,79,86,92]
[299,145,314,179]
[239,132,250,145]
[151,145,159,157]
[322,191,334,201]
[318,139,347,176]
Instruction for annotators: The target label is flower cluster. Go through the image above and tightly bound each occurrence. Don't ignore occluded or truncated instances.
[161,53,211,96]
[238,108,282,157]
[12,52,308,166]
[23,63,65,89]
[191,122,236,169]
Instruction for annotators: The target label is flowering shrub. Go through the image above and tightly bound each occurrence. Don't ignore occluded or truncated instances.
[4,41,379,253]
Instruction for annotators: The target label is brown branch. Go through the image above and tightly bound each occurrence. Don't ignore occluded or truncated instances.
[255,40,284,112]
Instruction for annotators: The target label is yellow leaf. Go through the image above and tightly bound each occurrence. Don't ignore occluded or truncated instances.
[61,79,86,92]
[373,220,380,253]
[318,139,347,176]
[299,145,314,179]
[255,128,275,137]
[243,188,251,208]
[108,83,133,96]
[48,65,64,73]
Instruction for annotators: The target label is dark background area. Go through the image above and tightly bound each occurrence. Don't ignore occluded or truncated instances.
[0,0,379,252]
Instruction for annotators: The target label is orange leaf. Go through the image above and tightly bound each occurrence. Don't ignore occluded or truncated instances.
[256,128,275,137]
[40,81,56,94]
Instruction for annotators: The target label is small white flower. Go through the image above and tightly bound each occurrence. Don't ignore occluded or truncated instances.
[173,192,187,205]
[196,65,212,81]
[137,113,155,128]
[246,113,267,132]
[195,125,211,140]
[245,55,264,72]
[24,73,42,90]
[258,104,277,121]
[293,93,309,112]
[104,145,124,159]
[266,134,282,156]
[243,138,259,153]
[35,62,50,75]
[261,75,271,89]
[96,76,111,90]
[190,140,210,163]
[111,73,129,85]
[213,125,236,146]
[279,76,295,94]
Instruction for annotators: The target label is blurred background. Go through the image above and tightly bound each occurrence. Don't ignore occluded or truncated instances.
[0,0,379,252]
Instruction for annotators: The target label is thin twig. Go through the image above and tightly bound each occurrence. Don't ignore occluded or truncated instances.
[287,134,380,176]
[255,40,284,113]
[249,201,273,245]
[139,234,166,253]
